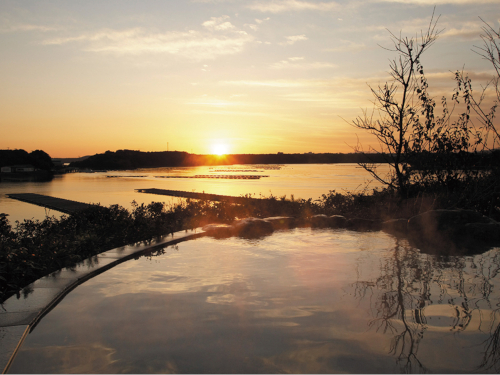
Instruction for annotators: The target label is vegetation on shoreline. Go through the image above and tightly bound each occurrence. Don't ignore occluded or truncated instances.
[0,149,53,172]
[352,12,500,202]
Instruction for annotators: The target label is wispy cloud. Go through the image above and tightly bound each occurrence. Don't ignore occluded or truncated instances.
[377,0,498,4]
[245,24,259,31]
[222,78,343,88]
[280,34,308,45]
[191,0,236,3]
[191,109,269,116]
[0,22,58,33]
[248,0,339,13]
[323,40,366,52]
[42,28,143,45]
[222,80,307,87]
[186,98,236,107]
[244,17,270,31]
[202,15,235,31]
[221,75,399,91]
[40,17,253,60]
[440,22,483,40]
[280,92,337,102]
[270,57,336,69]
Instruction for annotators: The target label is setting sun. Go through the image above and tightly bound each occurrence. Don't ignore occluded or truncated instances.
[211,143,229,156]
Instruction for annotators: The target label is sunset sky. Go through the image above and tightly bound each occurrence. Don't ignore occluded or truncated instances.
[1,0,499,158]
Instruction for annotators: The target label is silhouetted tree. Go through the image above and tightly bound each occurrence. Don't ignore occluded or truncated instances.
[352,12,490,198]
[471,18,500,147]
[351,12,441,197]
[29,150,53,170]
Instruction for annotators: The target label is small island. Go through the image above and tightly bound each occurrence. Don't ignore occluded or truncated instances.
[0,149,54,182]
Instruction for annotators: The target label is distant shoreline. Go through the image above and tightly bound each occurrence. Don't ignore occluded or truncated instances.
[69,150,390,171]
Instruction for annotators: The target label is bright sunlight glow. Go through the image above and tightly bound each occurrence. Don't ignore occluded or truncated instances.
[212,143,229,156]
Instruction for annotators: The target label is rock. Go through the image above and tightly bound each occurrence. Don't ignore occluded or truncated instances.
[233,218,274,238]
[310,214,331,228]
[309,214,348,229]
[264,216,296,230]
[408,209,493,237]
[463,222,500,244]
[202,223,234,238]
[329,215,348,228]
[347,218,381,231]
[381,218,408,236]
[293,216,311,228]
[407,209,498,252]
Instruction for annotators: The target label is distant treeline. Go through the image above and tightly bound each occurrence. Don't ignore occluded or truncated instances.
[0,149,53,171]
[69,150,393,170]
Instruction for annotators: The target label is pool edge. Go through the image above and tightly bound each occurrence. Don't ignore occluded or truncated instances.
[1,228,207,374]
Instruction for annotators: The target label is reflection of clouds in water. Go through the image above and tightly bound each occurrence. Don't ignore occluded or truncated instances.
[15,228,500,373]
[205,281,263,305]
[259,340,391,374]
[254,306,314,319]
[86,229,400,329]
[17,341,181,374]
[206,294,267,306]
[93,240,257,297]
[14,343,120,373]
[259,228,397,255]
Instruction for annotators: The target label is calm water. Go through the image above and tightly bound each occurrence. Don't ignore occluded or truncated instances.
[9,228,500,373]
[0,164,389,224]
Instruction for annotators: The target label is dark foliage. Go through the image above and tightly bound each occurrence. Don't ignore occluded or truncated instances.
[351,12,500,231]
[0,149,53,171]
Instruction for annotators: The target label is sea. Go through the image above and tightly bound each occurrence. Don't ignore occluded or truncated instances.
[0,164,390,224]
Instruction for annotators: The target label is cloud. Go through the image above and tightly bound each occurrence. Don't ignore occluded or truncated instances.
[440,21,483,40]
[191,109,269,116]
[222,79,339,88]
[202,15,236,31]
[280,34,308,45]
[191,0,235,2]
[222,80,307,87]
[40,22,253,60]
[376,0,498,4]
[186,98,236,107]
[248,0,339,13]
[0,22,58,33]
[244,17,270,31]
[280,92,350,105]
[221,76,387,91]
[323,40,366,52]
[270,57,336,69]
[42,28,144,45]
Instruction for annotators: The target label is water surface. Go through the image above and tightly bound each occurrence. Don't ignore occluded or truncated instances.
[9,228,500,373]
[0,164,389,223]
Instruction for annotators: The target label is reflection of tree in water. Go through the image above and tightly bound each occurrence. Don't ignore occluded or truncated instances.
[352,240,500,373]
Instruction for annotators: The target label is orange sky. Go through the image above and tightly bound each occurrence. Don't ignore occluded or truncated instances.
[1,0,499,157]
